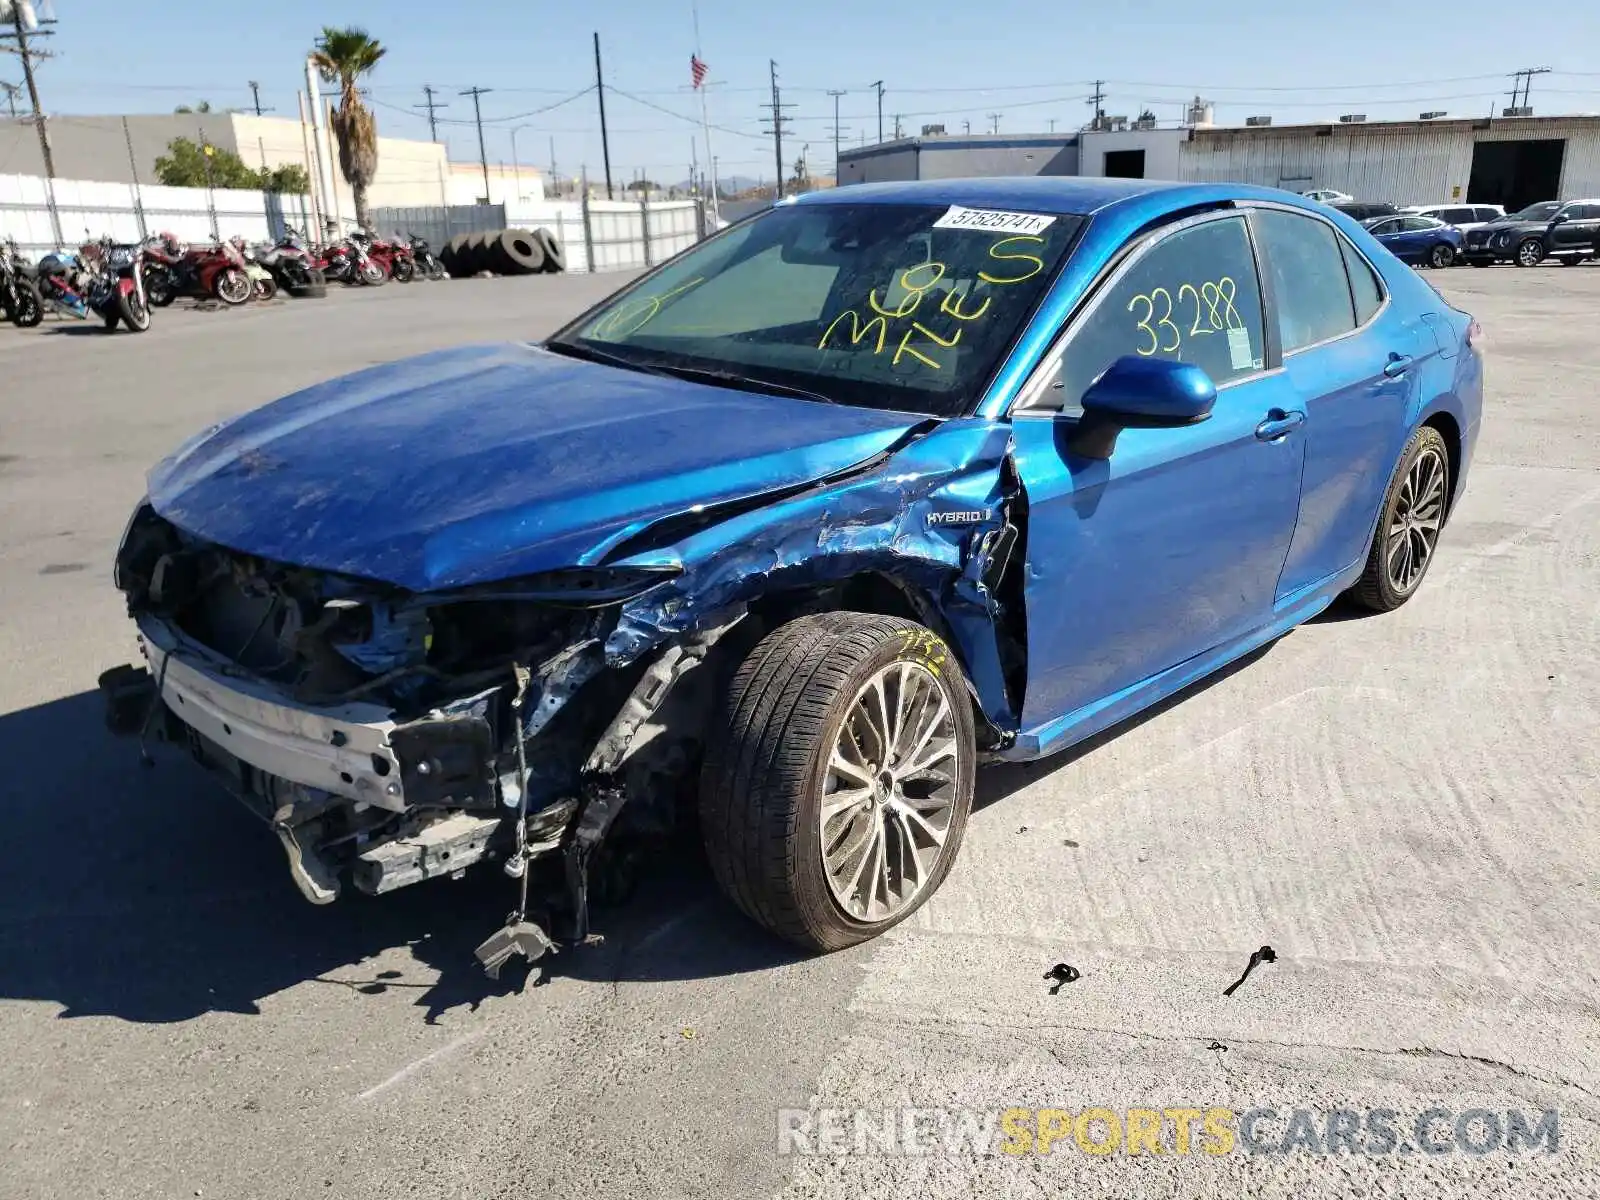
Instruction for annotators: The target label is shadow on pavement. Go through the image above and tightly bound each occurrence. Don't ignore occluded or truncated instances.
[0,690,798,1026]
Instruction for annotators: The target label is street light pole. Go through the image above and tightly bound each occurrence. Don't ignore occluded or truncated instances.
[510,124,530,205]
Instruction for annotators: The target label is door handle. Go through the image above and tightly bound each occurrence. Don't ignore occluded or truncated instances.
[1254,409,1306,441]
[1383,353,1413,378]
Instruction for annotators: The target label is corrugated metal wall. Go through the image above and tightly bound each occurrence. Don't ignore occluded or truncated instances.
[1180,120,1600,203]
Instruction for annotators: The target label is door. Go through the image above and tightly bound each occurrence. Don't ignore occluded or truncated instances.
[1367,218,1409,260]
[1251,208,1419,599]
[1550,203,1600,253]
[1010,213,1306,732]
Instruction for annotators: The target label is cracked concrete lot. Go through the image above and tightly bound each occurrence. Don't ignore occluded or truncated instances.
[0,265,1597,1199]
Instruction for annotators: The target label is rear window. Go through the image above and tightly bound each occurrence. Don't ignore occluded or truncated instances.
[1339,237,1384,326]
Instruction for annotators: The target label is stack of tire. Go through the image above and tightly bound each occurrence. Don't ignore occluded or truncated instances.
[440,228,565,278]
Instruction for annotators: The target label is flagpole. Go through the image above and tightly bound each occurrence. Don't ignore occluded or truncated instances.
[692,1,719,223]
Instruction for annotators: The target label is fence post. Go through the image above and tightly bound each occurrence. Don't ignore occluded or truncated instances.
[581,188,595,275]
[639,196,651,268]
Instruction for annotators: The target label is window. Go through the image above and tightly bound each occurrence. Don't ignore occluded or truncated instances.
[1399,216,1437,232]
[1368,219,1401,236]
[1338,236,1384,325]
[1475,207,1503,222]
[553,202,1082,418]
[1440,208,1475,225]
[1052,215,1266,410]
[1253,208,1356,353]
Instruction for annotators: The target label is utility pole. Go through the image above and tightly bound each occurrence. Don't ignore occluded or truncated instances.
[962,119,970,135]
[414,85,447,142]
[760,60,793,198]
[460,86,493,202]
[987,112,1002,134]
[1,81,20,118]
[872,79,884,143]
[2,3,56,179]
[593,32,614,199]
[1506,66,1550,114]
[247,80,272,117]
[893,114,903,139]
[827,88,847,172]
[549,135,558,196]
[1087,80,1106,130]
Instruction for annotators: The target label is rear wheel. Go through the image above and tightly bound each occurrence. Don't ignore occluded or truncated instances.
[699,612,976,951]
[1429,242,1455,269]
[1516,238,1545,268]
[10,278,42,327]
[1560,255,1583,267]
[1350,425,1450,612]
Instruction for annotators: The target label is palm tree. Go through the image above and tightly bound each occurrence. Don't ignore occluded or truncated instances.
[310,26,386,229]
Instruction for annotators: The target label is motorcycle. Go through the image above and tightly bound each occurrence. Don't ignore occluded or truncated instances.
[0,236,43,327]
[231,237,278,302]
[142,234,252,307]
[407,232,448,281]
[366,231,416,283]
[315,231,386,287]
[35,237,152,332]
[254,227,325,297]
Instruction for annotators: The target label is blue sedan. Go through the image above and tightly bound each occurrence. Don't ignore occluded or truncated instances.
[106,178,1482,967]
[1365,212,1466,268]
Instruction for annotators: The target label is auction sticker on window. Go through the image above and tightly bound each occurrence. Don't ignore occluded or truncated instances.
[932,205,1057,235]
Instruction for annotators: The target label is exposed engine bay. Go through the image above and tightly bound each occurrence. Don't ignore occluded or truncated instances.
[104,504,753,976]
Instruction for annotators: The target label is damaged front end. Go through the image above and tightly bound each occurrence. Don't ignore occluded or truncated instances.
[105,504,744,975]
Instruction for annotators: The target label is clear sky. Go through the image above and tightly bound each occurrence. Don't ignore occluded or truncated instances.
[12,0,1600,187]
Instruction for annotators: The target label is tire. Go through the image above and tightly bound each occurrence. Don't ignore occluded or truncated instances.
[144,267,177,307]
[392,256,415,283]
[534,228,566,272]
[1515,238,1545,268]
[252,274,278,301]
[1429,243,1455,269]
[699,612,977,952]
[359,259,387,286]
[214,268,251,305]
[1350,425,1451,613]
[117,289,152,332]
[101,307,120,332]
[1560,255,1583,267]
[428,260,448,281]
[496,229,546,274]
[10,278,42,327]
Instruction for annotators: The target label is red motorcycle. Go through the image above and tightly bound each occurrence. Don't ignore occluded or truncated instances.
[365,231,416,283]
[142,234,252,307]
[312,232,386,287]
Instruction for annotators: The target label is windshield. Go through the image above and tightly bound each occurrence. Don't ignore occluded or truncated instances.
[1509,202,1560,221]
[547,202,1082,417]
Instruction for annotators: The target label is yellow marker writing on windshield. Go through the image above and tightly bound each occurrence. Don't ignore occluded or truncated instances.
[893,321,961,369]
[590,276,706,338]
[818,309,889,354]
[979,236,1045,285]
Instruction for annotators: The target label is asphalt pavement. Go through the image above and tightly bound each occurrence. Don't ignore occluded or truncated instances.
[0,265,1596,1199]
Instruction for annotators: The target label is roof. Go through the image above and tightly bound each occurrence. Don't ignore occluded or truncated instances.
[840,133,1079,163]
[792,176,1190,216]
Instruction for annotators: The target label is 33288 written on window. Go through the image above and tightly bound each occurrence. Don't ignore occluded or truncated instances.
[1053,216,1267,412]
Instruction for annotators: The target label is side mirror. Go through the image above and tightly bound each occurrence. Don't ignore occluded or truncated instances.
[1069,356,1217,459]
[1550,213,1569,225]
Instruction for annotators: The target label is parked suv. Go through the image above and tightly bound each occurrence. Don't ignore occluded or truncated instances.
[1332,201,1401,222]
[1401,203,1506,242]
[1464,200,1600,267]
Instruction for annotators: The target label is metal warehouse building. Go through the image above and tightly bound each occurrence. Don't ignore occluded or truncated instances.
[838,114,1600,211]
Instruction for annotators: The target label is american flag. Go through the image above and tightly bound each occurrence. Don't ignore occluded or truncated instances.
[690,55,708,89]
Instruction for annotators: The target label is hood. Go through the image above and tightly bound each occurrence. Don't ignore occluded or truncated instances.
[147,343,925,591]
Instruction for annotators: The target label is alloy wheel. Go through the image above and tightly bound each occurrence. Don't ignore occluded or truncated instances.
[820,661,960,923]
[1384,446,1447,595]
[1517,240,1544,267]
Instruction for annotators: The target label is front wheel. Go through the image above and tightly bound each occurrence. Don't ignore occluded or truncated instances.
[252,274,278,301]
[699,612,976,952]
[1516,238,1545,268]
[118,289,151,332]
[427,260,448,281]
[214,268,251,305]
[392,257,415,283]
[359,259,387,286]
[1429,243,1455,269]
[1350,425,1451,613]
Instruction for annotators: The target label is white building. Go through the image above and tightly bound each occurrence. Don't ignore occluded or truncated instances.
[837,114,1600,211]
[0,111,543,226]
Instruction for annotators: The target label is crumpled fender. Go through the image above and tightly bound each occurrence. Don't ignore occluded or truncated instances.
[603,418,1021,732]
